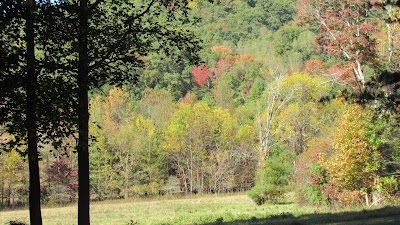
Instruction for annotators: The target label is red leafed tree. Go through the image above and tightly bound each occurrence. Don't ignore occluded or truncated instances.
[192,64,212,86]
[297,0,378,92]
[46,159,78,203]
[304,59,325,75]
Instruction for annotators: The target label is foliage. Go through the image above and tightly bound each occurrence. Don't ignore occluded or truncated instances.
[1,0,399,212]
[304,161,328,205]
[327,106,381,191]
[192,64,212,86]
[321,105,382,206]
[248,147,294,205]
[274,73,331,154]
[44,159,78,205]
[297,0,379,91]
[89,87,164,199]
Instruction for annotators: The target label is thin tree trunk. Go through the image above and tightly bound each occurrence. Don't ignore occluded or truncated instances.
[1,180,4,206]
[78,0,90,224]
[124,157,128,199]
[7,183,11,208]
[25,0,43,224]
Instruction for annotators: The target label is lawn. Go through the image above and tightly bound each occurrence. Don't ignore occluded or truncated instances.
[1,194,399,225]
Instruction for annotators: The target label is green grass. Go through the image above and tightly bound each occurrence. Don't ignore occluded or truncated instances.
[1,194,399,225]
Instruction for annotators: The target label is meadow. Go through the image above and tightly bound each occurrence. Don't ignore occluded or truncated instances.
[1,194,400,225]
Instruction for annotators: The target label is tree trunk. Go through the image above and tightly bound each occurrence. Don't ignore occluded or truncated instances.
[78,0,90,224]
[25,0,43,224]
[1,180,4,206]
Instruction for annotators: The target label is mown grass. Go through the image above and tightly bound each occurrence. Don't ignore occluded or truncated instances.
[1,194,399,225]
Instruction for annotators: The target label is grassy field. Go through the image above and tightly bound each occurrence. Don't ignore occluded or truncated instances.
[1,194,400,225]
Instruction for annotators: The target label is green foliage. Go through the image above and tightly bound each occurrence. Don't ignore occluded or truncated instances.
[253,0,296,31]
[249,147,294,205]
[304,162,327,206]
[376,176,399,203]
[89,87,165,199]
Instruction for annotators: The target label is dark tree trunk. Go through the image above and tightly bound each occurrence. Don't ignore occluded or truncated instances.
[78,0,90,224]
[1,181,4,207]
[25,0,43,224]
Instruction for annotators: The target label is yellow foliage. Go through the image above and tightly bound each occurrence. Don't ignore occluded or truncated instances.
[187,0,198,9]
[325,105,381,191]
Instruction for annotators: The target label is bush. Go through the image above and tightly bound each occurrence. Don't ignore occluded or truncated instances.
[305,161,327,205]
[377,176,399,204]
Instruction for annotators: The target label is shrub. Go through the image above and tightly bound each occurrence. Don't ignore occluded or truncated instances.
[376,176,399,203]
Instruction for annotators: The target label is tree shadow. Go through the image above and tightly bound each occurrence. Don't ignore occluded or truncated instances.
[201,206,400,225]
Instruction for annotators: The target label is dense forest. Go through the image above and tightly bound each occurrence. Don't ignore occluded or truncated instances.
[1,0,400,217]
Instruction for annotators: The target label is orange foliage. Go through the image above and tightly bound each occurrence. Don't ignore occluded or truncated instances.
[211,45,233,58]
[234,54,254,64]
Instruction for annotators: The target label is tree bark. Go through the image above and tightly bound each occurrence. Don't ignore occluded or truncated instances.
[25,0,43,224]
[78,0,90,224]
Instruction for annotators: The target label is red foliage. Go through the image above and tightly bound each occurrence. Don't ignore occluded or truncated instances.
[47,159,78,191]
[304,59,325,74]
[191,64,212,86]
[297,0,378,90]
[213,58,234,78]
[326,63,356,85]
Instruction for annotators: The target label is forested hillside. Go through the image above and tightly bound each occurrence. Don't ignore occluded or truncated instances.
[1,0,400,210]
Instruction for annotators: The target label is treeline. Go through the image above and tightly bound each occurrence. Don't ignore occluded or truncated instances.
[1,0,400,210]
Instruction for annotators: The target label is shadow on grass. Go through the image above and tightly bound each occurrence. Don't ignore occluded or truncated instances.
[201,206,400,225]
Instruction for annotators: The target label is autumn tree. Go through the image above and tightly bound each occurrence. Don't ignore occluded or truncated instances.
[256,73,293,161]
[45,159,78,204]
[297,0,379,92]
[89,87,163,199]
[192,64,213,87]
[324,106,382,206]
[162,102,254,194]
[0,149,28,208]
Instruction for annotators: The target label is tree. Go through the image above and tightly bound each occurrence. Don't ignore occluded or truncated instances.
[89,87,163,199]
[1,1,43,223]
[324,106,382,206]
[248,146,294,205]
[162,102,251,194]
[256,72,294,161]
[0,149,28,208]
[297,0,379,92]
[46,159,78,204]
[275,73,330,154]
[38,0,203,223]
[371,0,400,72]
[253,0,296,31]
[192,64,212,87]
